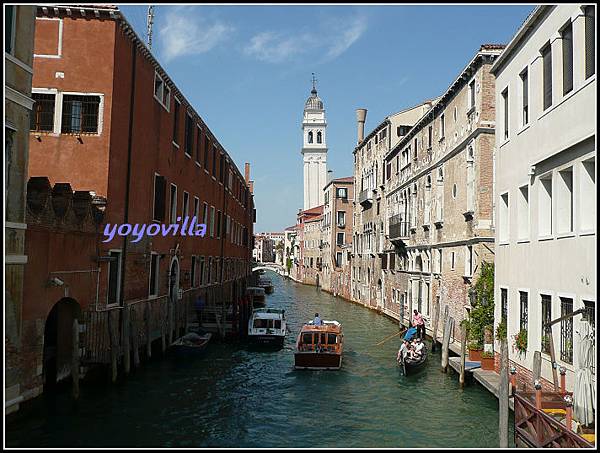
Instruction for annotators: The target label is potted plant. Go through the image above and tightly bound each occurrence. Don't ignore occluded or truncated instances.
[466,262,495,363]
[480,350,495,370]
[513,329,528,356]
[468,340,483,361]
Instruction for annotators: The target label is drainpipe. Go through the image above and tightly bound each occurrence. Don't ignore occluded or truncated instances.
[119,36,138,307]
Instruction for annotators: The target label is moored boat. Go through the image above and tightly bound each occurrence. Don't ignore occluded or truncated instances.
[294,320,343,370]
[248,308,287,348]
[170,330,212,357]
[246,286,266,306]
[258,278,274,294]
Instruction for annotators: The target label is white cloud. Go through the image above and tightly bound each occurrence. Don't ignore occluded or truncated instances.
[159,7,234,61]
[243,13,367,64]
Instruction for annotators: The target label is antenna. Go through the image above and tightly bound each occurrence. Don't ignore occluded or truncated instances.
[311,72,318,92]
[146,5,155,49]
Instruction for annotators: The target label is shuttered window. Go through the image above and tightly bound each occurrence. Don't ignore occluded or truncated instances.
[502,88,509,139]
[520,69,529,125]
[153,174,166,221]
[542,43,552,110]
[585,6,595,79]
[561,23,573,95]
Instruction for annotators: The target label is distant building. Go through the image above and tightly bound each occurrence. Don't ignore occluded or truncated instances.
[321,176,354,300]
[256,232,285,265]
[490,4,596,392]
[253,234,275,263]
[303,214,324,287]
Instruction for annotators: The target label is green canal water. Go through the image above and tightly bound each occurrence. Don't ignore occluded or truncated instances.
[6,273,513,448]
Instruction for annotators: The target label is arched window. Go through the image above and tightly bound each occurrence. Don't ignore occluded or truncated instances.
[308,131,313,143]
[317,131,322,143]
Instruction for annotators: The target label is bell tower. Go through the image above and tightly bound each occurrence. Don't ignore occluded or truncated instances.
[301,74,328,211]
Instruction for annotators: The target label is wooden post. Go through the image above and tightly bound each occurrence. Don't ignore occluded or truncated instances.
[441,316,453,373]
[499,338,509,448]
[459,322,467,387]
[122,306,130,374]
[161,300,167,353]
[109,311,118,383]
[145,302,152,359]
[559,366,566,395]
[547,329,560,392]
[534,381,543,410]
[72,318,80,399]
[131,308,140,368]
[565,402,573,431]
[431,296,441,352]
[532,351,541,387]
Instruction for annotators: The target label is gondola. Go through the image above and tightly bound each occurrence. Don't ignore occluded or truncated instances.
[398,343,428,375]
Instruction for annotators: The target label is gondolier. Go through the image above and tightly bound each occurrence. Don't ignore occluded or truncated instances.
[412,309,425,340]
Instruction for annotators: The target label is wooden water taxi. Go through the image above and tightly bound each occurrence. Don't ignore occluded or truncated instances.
[248,308,287,347]
[294,320,343,370]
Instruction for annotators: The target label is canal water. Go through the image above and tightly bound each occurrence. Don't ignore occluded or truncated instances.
[6,273,512,448]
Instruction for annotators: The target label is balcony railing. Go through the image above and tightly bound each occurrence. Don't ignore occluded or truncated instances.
[388,214,409,240]
[358,189,373,207]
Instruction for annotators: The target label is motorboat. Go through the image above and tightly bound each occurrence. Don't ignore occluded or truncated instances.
[294,320,343,370]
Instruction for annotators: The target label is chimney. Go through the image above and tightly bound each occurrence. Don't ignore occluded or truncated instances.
[244,162,251,184]
[356,108,367,144]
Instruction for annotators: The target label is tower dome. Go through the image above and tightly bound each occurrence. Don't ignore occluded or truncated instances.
[304,89,324,111]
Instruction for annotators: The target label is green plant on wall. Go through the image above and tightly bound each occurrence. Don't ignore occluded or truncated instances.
[495,318,507,341]
[466,261,495,350]
[513,329,528,355]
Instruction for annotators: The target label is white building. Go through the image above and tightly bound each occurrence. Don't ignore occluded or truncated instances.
[302,76,328,210]
[490,4,596,392]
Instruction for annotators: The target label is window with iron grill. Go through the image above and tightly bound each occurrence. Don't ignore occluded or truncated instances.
[519,291,528,332]
[501,288,508,321]
[61,95,100,134]
[30,93,56,132]
[560,297,573,364]
[541,294,552,354]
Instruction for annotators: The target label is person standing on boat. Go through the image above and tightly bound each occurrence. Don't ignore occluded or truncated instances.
[397,340,410,362]
[313,313,322,326]
[412,309,425,340]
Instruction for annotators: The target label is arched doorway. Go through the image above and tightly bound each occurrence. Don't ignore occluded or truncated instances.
[43,298,81,392]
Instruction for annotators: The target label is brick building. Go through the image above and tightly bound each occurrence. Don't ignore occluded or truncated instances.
[320,177,354,299]
[384,44,503,340]
[19,4,255,407]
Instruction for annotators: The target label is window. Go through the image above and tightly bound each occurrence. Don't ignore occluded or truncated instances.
[61,95,101,134]
[519,291,528,332]
[170,184,177,223]
[202,202,208,224]
[317,131,322,144]
[538,175,552,237]
[184,113,194,157]
[5,5,15,54]
[584,6,595,79]
[501,88,509,140]
[336,187,348,199]
[219,153,225,183]
[212,145,217,176]
[427,125,432,149]
[542,43,552,110]
[580,157,596,231]
[337,232,344,246]
[335,252,343,267]
[499,192,509,242]
[30,93,56,132]
[199,256,205,285]
[195,127,202,164]
[517,185,529,240]
[217,210,222,239]
[465,245,473,277]
[204,135,210,168]
[556,167,573,234]
[153,72,170,110]
[337,211,346,227]
[561,23,574,95]
[308,131,313,143]
[468,79,476,111]
[520,69,529,126]
[149,253,160,296]
[450,251,455,270]
[183,191,189,219]
[414,138,418,155]
[440,114,445,139]
[210,206,215,237]
[193,197,199,221]
[583,300,595,331]
[107,250,122,305]
[173,99,180,145]
[191,256,197,287]
[541,294,552,354]
[560,297,573,364]
[153,174,166,221]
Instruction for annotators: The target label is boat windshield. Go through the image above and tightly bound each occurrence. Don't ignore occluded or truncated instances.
[253,319,282,329]
[299,332,339,351]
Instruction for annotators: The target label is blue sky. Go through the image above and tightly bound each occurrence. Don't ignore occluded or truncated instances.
[119,4,534,232]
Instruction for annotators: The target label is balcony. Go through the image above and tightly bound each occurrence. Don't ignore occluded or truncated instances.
[358,189,373,207]
[388,214,409,241]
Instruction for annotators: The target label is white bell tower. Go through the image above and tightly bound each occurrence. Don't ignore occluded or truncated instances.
[301,74,328,211]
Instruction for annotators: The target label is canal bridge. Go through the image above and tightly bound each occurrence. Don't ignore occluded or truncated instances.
[252,262,285,275]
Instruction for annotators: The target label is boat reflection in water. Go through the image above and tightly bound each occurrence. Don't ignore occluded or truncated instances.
[294,320,343,370]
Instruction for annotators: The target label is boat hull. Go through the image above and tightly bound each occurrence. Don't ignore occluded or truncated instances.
[294,352,342,370]
[248,334,285,348]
